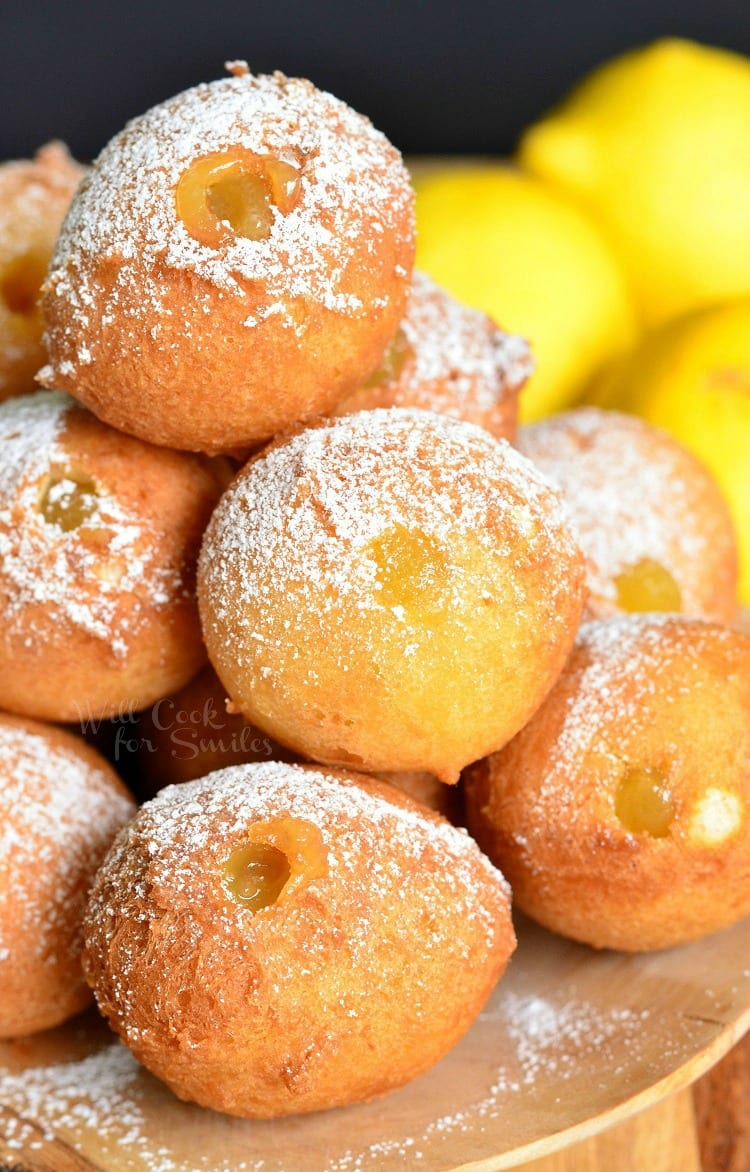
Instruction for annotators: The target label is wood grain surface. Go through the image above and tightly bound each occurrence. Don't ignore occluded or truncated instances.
[694,1030,750,1172]
[2,912,749,1172]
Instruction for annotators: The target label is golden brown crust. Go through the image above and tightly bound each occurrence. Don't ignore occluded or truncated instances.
[0,712,135,1038]
[375,770,464,822]
[134,666,301,798]
[198,409,587,782]
[465,615,750,951]
[0,391,227,720]
[0,143,85,403]
[519,407,738,623]
[40,71,415,453]
[83,761,515,1117]
[333,270,531,441]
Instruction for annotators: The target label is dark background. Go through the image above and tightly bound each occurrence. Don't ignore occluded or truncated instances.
[2,0,750,162]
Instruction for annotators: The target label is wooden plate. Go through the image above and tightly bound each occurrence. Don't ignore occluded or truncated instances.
[2,910,749,1172]
[4,612,749,1169]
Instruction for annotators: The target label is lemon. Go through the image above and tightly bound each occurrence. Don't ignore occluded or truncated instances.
[414,165,637,421]
[519,39,750,328]
[591,298,750,603]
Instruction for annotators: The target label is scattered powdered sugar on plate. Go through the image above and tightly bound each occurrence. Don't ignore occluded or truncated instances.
[0,989,652,1171]
[328,994,654,1169]
[0,391,185,659]
[0,1043,181,1169]
[44,65,414,364]
[0,720,134,967]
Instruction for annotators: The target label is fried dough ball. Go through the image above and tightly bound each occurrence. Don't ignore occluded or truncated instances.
[333,270,531,440]
[519,407,738,622]
[0,713,135,1037]
[199,409,587,783]
[465,615,750,951]
[133,666,299,799]
[377,770,463,821]
[40,64,415,454]
[0,391,227,721]
[83,762,514,1117]
[0,143,85,404]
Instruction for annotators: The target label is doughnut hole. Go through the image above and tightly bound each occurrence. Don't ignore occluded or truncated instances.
[464,615,750,951]
[0,713,136,1039]
[0,392,229,722]
[615,765,674,837]
[332,272,528,443]
[0,143,85,403]
[40,75,415,452]
[518,408,738,624]
[82,763,514,1118]
[176,151,301,247]
[199,411,586,782]
[614,558,682,613]
[38,470,99,531]
[223,818,328,913]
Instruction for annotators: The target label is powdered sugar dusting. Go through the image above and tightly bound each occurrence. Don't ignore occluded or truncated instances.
[335,270,532,433]
[85,761,509,1032]
[552,614,735,773]
[0,143,83,260]
[0,143,85,395]
[404,272,531,398]
[0,1043,172,1168]
[327,995,653,1169]
[199,408,581,680]
[509,614,742,844]
[43,68,414,366]
[0,988,659,1171]
[0,391,186,658]
[519,407,734,615]
[0,719,134,970]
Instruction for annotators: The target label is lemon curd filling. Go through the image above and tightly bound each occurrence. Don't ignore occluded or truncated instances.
[369,524,449,626]
[614,557,682,613]
[364,329,414,388]
[615,766,674,837]
[176,151,301,246]
[222,818,327,912]
[223,841,291,912]
[38,471,99,532]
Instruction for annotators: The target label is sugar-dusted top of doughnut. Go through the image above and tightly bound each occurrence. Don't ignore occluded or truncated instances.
[543,614,747,786]
[0,391,185,657]
[0,142,85,265]
[86,761,510,1000]
[519,407,732,606]
[200,408,581,635]
[0,718,134,964]
[46,66,414,315]
[400,270,532,408]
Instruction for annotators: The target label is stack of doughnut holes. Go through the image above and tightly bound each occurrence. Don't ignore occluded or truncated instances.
[0,61,748,1121]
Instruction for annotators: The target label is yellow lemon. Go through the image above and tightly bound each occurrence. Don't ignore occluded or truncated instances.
[413,165,637,421]
[519,39,750,327]
[591,298,750,603]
